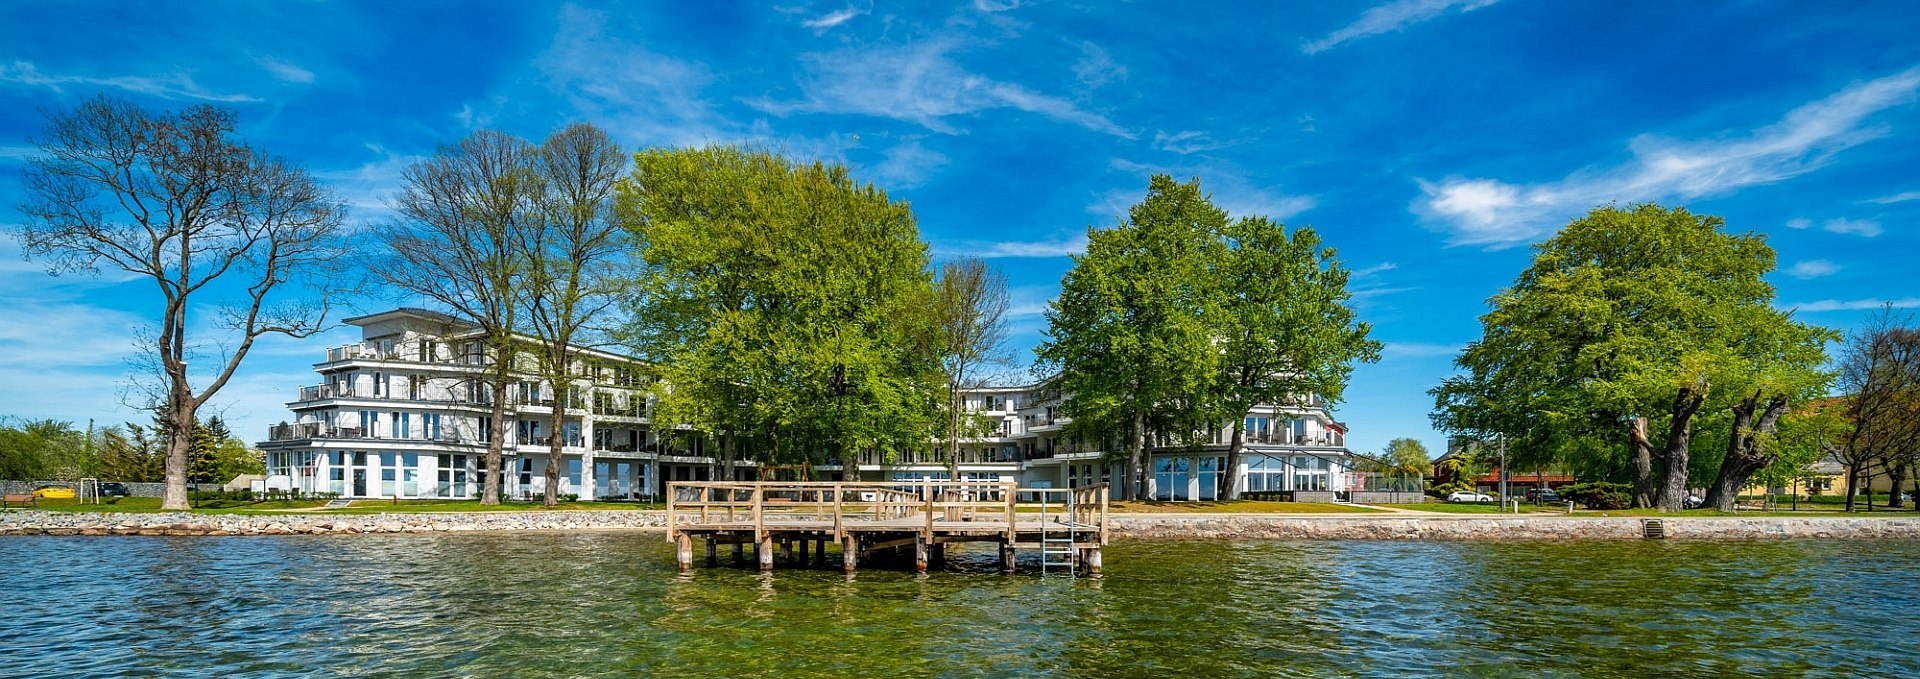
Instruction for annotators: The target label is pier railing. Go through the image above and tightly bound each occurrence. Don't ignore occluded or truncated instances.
[666,480,1109,545]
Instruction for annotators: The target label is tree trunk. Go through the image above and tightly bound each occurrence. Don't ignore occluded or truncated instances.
[1655,387,1706,512]
[160,403,195,510]
[1223,417,1246,500]
[544,384,564,507]
[1705,392,1788,512]
[1887,463,1907,509]
[1128,410,1147,501]
[482,381,506,505]
[1629,417,1655,509]
[1844,464,1861,512]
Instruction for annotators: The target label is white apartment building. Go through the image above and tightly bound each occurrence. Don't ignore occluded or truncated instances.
[845,383,1357,501]
[261,308,1358,501]
[260,308,678,501]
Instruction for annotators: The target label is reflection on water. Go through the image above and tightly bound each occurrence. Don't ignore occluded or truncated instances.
[3,535,1915,677]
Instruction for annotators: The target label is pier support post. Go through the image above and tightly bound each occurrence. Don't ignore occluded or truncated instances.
[675,533,693,573]
[931,543,946,568]
[815,540,828,566]
[758,535,775,572]
[705,537,718,566]
[842,535,859,574]
[1086,547,1103,575]
[798,538,809,564]
[914,534,929,574]
[999,540,1016,574]
[780,538,794,563]
[732,542,744,563]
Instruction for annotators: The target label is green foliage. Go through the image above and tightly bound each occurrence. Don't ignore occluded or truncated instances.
[617,146,942,468]
[0,418,85,481]
[1432,204,1834,490]
[1559,482,1633,510]
[1037,176,1226,496]
[1380,438,1433,477]
[97,422,166,482]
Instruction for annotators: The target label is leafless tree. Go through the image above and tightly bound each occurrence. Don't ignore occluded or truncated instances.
[381,130,540,505]
[523,123,626,507]
[16,96,348,510]
[933,257,1014,483]
[1835,306,1920,512]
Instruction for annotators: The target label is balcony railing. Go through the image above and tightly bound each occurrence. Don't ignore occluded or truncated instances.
[267,422,477,444]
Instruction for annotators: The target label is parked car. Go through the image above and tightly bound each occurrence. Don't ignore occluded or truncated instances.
[1683,495,1705,509]
[1526,487,1562,504]
[98,482,130,498]
[32,485,76,499]
[1447,491,1494,503]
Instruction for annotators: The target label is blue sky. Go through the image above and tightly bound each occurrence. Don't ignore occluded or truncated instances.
[1,1,1917,458]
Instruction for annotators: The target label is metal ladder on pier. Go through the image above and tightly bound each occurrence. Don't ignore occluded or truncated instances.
[1037,490,1078,576]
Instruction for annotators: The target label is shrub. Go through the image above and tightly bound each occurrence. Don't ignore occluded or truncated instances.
[1559,482,1631,510]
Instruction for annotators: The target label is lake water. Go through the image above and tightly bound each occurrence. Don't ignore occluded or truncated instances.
[2,534,1914,677]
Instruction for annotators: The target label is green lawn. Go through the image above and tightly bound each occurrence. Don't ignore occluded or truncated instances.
[1105,500,1384,514]
[9,497,663,515]
[1378,502,1566,514]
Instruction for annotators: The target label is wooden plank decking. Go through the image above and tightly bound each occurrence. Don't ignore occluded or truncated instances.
[666,481,1109,575]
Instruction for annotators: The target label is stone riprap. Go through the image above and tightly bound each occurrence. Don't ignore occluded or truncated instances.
[1107,515,1920,540]
[5,510,1920,538]
[0,510,668,536]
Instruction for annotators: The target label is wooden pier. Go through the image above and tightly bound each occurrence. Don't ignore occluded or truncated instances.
[666,481,1109,575]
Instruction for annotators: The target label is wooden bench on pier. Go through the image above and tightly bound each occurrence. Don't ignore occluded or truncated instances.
[666,480,1109,576]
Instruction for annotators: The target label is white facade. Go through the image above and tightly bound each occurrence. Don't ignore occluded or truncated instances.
[260,308,690,500]
[850,383,1358,501]
[261,308,1359,501]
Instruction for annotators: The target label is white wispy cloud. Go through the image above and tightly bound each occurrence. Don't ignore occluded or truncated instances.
[1304,0,1501,55]
[1821,217,1882,237]
[802,5,866,31]
[932,235,1088,259]
[973,0,1019,12]
[1099,158,1316,221]
[1071,41,1126,91]
[1352,262,1400,279]
[1784,297,1920,313]
[1417,65,1920,248]
[1786,216,1884,237]
[1152,130,1236,154]
[0,60,259,102]
[751,41,1132,138]
[256,56,315,84]
[313,143,419,216]
[1785,260,1840,279]
[864,139,950,190]
[1382,342,1464,359]
[532,4,724,147]
[1867,190,1920,204]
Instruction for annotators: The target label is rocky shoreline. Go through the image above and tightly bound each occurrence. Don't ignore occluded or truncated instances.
[5,510,1920,539]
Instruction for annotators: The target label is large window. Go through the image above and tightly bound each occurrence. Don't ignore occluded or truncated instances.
[380,452,397,496]
[401,453,418,496]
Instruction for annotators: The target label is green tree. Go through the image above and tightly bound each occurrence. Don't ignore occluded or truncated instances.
[1038,175,1225,500]
[1210,215,1379,499]
[0,418,83,481]
[933,256,1015,482]
[382,129,541,505]
[1381,438,1433,477]
[16,95,349,510]
[97,422,166,482]
[1432,204,1833,512]
[618,146,942,473]
[523,122,627,507]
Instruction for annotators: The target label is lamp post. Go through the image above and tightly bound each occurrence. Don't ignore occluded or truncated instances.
[1498,435,1509,511]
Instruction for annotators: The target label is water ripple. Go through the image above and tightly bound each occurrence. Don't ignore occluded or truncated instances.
[1,536,1915,677]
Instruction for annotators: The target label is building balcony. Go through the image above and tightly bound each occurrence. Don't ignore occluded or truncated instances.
[266,422,479,445]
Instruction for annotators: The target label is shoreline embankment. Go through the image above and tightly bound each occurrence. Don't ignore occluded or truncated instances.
[5,510,1920,539]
